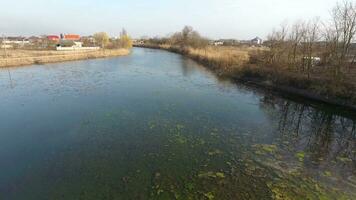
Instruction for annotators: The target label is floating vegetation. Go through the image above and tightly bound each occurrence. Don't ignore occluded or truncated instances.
[173,133,188,144]
[198,172,225,179]
[186,182,195,191]
[323,171,332,177]
[253,144,278,155]
[337,156,352,163]
[208,149,223,156]
[148,121,156,130]
[266,174,351,200]
[295,152,305,162]
[204,192,215,200]
[176,124,185,130]
[197,138,206,145]
[44,113,355,199]
[215,172,225,178]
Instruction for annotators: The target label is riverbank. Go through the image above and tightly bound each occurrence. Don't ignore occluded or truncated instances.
[0,49,130,68]
[135,44,356,110]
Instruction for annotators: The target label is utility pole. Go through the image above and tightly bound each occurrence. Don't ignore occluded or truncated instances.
[2,35,7,58]
[7,66,13,89]
[2,34,13,88]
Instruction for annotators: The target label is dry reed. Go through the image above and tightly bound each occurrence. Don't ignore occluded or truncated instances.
[0,49,130,67]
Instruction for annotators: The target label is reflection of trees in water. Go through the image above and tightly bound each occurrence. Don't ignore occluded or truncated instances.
[180,58,198,77]
[0,67,14,89]
[307,111,337,167]
[260,94,355,175]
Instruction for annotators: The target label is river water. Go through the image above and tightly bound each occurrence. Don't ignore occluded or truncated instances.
[0,48,355,199]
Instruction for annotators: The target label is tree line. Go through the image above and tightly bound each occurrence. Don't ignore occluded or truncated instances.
[145,26,210,49]
[261,0,356,80]
[92,29,133,49]
[144,1,356,83]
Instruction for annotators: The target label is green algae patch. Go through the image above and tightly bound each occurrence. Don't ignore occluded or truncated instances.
[198,171,225,179]
[337,156,352,163]
[215,172,225,178]
[267,175,353,200]
[204,192,215,200]
[295,152,305,162]
[40,113,356,200]
[208,149,223,156]
[253,144,278,155]
[323,171,332,177]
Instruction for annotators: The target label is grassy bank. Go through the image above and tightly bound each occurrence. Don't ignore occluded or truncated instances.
[136,44,356,110]
[0,49,130,68]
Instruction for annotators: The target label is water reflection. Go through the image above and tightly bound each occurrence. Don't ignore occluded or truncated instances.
[0,67,14,89]
[179,57,203,77]
[259,95,355,187]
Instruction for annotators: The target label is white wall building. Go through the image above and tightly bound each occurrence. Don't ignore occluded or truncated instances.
[251,37,263,45]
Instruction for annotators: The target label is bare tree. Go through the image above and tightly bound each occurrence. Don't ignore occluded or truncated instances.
[120,28,128,37]
[330,0,356,76]
[302,18,321,78]
[288,21,305,71]
[117,29,133,49]
[93,32,110,49]
[170,26,209,49]
[182,26,193,46]
[265,23,288,67]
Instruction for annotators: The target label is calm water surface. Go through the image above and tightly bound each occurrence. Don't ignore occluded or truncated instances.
[0,48,355,199]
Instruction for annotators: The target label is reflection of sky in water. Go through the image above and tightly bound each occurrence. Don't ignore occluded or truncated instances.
[0,48,355,199]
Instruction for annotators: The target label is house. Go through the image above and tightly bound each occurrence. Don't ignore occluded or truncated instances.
[81,36,95,42]
[80,36,96,47]
[235,37,263,46]
[61,34,80,41]
[1,36,30,48]
[212,40,224,46]
[133,40,145,45]
[251,37,263,45]
[302,57,321,66]
[28,36,42,44]
[73,42,83,48]
[58,40,82,48]
[47,35,60,41]
[220,39,239,46]
[56,34,99,51]
[2,40,30,45]
[6,36,27,42]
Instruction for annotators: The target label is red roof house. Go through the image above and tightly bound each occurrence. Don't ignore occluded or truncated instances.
[47,35,60,41]
[63,34,80,41]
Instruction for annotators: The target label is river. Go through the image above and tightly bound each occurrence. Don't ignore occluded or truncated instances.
[0,48,355,199]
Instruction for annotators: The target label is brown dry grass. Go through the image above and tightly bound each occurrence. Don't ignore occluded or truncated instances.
[188,46,250,66]
[0,49,130,67]
[155,45,264,73]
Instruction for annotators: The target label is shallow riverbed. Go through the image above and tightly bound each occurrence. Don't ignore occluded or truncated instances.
[0,48,355,199]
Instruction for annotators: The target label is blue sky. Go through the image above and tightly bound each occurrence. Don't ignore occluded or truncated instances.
[0,0,339,39]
